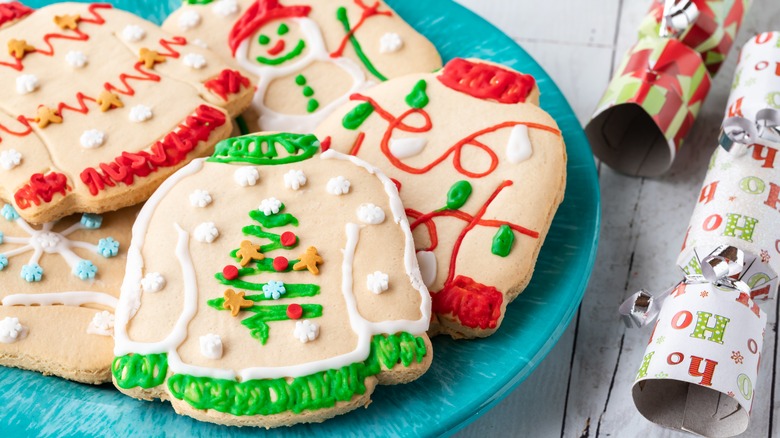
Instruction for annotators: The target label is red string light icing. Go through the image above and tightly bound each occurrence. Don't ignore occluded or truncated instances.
[437,58,536,104]
[14,171,71,209]
[204,69,251,101]
[330,0,392,58]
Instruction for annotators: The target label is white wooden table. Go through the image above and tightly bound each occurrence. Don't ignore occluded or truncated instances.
[453,0,780,436]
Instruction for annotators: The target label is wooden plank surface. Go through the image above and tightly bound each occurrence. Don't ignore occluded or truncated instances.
[453,0,780,436]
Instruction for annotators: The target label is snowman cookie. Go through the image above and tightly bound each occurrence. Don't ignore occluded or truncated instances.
[162,0,441,133]
[316,58,567,338]
[0,2,255,224]
[0,203,138,383]
[112,132,431,427]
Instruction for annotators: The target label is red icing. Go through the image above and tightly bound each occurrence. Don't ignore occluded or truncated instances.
[204,69,251,101]
[280,231,296,247]
[79,105,226,196]
[14,171,71,209]
[157,36,186,59]
[319,136,331,152]
[0,2,33,28]
[286,303,303,319]
[431,275,503,330]
[348,131,365,156]
[0,115,33,140]
[266,39,285,55]
[437,58,536,104]
[228,0,311,57]
[223,265,239,280]
[273,256,289,271]
[330,0,392,58]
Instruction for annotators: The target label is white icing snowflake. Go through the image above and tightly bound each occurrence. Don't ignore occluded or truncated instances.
[189,189,212,208]
[129,105,153,123]
[294,320,319,343]
[194,222,219,243]
[366,271,389,294]
[326,176,351,195]
[258,197,282,216]
[0,317,27,343]
[80,129,105,149]
[283,169,307,190]
[182,53,207,69]
[86,311,114,336]
[356,203,385,225]
[380,32,403,53]
[121,24,146,42]
[212,0,239,17]
[0,149,22,170]
[199,333,223,359]
[191,39,209,49]
[16,74,39,94]
[179,10,202,30]
[0,207,119,283]
[234,166,260,187]
[141,272,166,293]
[65,50,88,68]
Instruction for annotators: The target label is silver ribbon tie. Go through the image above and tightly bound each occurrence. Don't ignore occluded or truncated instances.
[660,0,699,39]
[620,245,749,328]
[720,109,780,155]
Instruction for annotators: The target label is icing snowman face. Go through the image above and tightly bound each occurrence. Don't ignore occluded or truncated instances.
[252,21,307,66]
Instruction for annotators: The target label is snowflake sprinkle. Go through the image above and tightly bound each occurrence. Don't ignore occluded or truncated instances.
[262,280,286,300]
[86,311,115,336]
[194,222,219,243]
[0,149,22,170]
[258,197,282,216]
[293,320,319,343]
[141,272,166,293]
[366,271,389,294]
[0,317,27,343]
[326,176,351,195]
[283,169,307,190]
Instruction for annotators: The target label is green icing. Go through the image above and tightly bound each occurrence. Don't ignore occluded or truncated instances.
[491,224,515,257]
[405,80,429,109]
[335,7,387,81]
[277,23,289,35]
[209,281,319,296]
[257,39,306,66]
[167,333,427,416]
[294,74,306,86]
[342,102,374,130]
[307,99,320,113]
[112,353,168,389]
[209,133,319,165]
[234,115,250,136]
[258,34,270,45]
[183,0,214,4]
[241,304,323,344]
[302,86,314,97]
[445,180,473,210]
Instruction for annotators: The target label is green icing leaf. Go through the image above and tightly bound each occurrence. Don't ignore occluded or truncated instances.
[445,181,473,210]
[491,224,515,257]
[405,80,429,109]
[209,133,319,165]
[112,353,168,389]
[342,102,374,130]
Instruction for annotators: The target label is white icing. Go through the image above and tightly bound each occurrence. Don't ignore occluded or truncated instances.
[389,137,427,159]
[1,291,119,308]
[234,166,259,187]
[415,251,437,289]
[129,105,153,123]
[193,222,219,243]
[191,39,209,49]
[0,148,22,170]
[141,272,166,293]
[199,333,223,359]
[283,169,307,190]
[80,129,105,149]
[258,197,282,216]
[212,0,239,17]
[326,176,351,195]
[188,189,212,208]
[178,10,201,30]
[65,50,88,68]
[356,203,385,225]
[379,32,403,53]
[234,17,370,133]
[506,124,533,163]
[0,317,27,343]
[182,53,207,70]
[366,271,389,294]
[86,311,115,336]
[15,74,39,94]
[293,320,319,343]
[121,24,146,42]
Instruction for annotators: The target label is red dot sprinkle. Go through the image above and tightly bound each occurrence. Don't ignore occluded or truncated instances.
[287,304,303,319]
[273,256,289,271]
[281,231,296,247]
[222,265,239,280]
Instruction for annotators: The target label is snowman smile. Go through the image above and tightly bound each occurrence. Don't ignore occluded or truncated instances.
[256,39,306,66]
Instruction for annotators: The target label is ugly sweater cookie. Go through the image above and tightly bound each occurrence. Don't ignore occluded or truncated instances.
[162,0,441,133]
[112,132,431,427]
[0,2,255,224]
[316,58,567,338]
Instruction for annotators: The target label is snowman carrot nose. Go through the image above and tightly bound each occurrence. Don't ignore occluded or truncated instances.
[267,39,286,55]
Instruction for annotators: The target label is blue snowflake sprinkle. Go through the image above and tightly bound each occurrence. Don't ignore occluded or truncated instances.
[0,255,7,271]
[20,263,43,282]
[97,237,120,258]
[1,204,19,221]
[73,260,98,280]
[262,281,286,300]
[80,214,103,229]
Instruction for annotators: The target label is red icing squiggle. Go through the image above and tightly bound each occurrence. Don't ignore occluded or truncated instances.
[14,171,71,209]
[0,2,33,28]
[103,62,161,97]
[204,69,251,101]
[330,0,392,58]
[79,105,226,196]
[157,36,186,59]
[228,0,311,57]
[437,58,536,104]
[0,115,32,140]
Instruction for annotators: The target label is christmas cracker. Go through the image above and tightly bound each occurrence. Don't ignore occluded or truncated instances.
[621,32,780,437]
[586,0,750,177]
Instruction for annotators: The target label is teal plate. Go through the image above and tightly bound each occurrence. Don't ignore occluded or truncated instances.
[4,1,600,436]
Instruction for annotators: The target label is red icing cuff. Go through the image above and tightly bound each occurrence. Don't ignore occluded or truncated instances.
[0,2,33,28]
[205,69,251,101]
[437,58,536,104]
[14,172,71,209]
[432,275,504,330]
